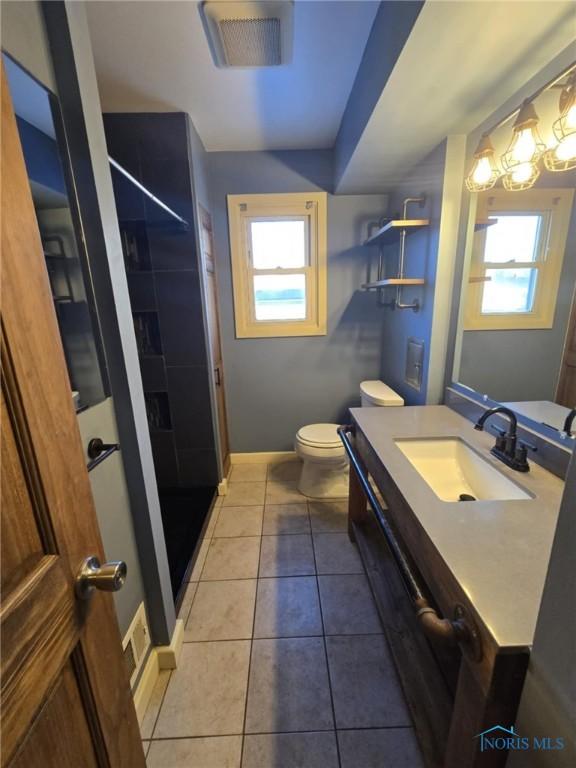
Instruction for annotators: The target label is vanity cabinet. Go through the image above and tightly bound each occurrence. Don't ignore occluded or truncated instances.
[347,421,531,768]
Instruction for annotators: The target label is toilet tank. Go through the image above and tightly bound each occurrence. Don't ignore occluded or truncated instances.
[360,380,404,407]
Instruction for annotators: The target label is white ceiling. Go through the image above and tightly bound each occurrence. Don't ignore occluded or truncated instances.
[336,1,576,192]
[86,0,379,151]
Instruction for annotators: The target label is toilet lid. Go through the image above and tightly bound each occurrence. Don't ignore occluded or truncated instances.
[297,423,342,448]
[360,380,404,406]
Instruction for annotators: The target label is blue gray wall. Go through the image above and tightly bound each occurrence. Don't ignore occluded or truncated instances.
[379,141,447,404]
[458,177,576,403]
[209,150,388,452]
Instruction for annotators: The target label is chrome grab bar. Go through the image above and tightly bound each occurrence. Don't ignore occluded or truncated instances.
[338,425,481,659]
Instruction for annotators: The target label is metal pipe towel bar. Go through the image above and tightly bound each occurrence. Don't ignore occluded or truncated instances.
[337,424,481,659]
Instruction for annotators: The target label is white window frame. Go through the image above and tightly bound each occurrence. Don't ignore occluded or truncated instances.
[465,189,574,331]
[227,192,327,338]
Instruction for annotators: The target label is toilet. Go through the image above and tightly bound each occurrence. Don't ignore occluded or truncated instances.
[295,381,404,498]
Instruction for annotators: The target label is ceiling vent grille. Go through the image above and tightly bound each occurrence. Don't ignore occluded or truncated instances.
[220,18,281,66]
[202,2,293,68]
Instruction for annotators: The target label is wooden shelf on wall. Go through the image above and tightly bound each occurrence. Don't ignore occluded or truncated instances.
[468,276,492,283]
[362,278,426,290]
[474,219,498,232]
[364,219,429,246]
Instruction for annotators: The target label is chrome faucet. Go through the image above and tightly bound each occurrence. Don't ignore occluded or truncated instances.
[474,406,532,472]
[563,408,576,437]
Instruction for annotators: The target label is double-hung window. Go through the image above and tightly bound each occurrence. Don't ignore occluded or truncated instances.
[465,189,573,330]
[227,192,327,338]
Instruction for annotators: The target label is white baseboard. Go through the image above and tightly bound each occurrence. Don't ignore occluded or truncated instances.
[133,651,159,724]
[133,618,185,724]
[157,618,184,670]
[231,451,297,464]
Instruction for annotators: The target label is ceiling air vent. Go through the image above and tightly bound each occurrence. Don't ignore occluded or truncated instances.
[201,1,293,68]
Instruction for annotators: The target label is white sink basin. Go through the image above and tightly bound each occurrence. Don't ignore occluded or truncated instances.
[394,437,532,502]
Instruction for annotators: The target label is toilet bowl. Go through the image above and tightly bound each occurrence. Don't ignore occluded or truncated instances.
[295,423,349,498]
[295,382,404,499]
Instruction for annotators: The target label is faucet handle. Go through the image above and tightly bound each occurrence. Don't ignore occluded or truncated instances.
[487,424,507,451]
[518,439,538,452]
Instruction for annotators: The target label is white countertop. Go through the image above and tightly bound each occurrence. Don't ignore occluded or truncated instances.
[350,405,565,650]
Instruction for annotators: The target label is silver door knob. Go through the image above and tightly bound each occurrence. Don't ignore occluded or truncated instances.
[76,556,127,599]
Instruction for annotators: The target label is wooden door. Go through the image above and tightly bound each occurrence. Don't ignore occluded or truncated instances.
[557,285,576,408]
[1,63,144,768]
[199,205,231,476]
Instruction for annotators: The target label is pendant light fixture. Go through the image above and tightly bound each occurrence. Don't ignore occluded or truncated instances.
[465,133,500,191]
[500,100,545,191]
[544,74,576,172]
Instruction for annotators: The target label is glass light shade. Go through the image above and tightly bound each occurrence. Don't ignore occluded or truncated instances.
[511,128,538,163]
[565,102,576,129]
[543,77,576,172]
[465,134,499,191]
[500,101,544,190]
[502,162,540,191]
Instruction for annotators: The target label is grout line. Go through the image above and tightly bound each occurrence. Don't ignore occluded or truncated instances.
[238,464,267,767]
[206,502,224,537]
[147,724,414,742]
[148,669,173,741]
[310,508,343,768]
[196,540,211,582]
[181,631,385,645]
[191,571,367,583]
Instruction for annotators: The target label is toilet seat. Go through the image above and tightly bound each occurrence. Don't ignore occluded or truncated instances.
[296,423,342,449]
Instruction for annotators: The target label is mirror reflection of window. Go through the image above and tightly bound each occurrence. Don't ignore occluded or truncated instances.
[4,54,108,412]
[465,189,573,332]
[458,186,576,432]
[481,214,544,314]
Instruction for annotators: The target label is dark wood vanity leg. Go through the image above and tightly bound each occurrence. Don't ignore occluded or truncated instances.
[445,653,529,768]
[347,455,368,542]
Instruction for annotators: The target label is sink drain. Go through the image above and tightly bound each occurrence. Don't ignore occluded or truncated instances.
[459,493,477,502]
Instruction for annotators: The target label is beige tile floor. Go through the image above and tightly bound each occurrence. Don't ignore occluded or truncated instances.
[143,460,425,768]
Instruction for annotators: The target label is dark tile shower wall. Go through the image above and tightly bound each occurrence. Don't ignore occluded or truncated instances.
[104,113,219,491]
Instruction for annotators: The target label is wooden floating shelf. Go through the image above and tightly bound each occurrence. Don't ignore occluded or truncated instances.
[363,278,426,290]
[364,219,429,246]
[474,219,497,232]
[468,276,492,283]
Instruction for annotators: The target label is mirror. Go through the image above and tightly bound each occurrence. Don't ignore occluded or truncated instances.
[453,68,576,439]
[4,54,109,411]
